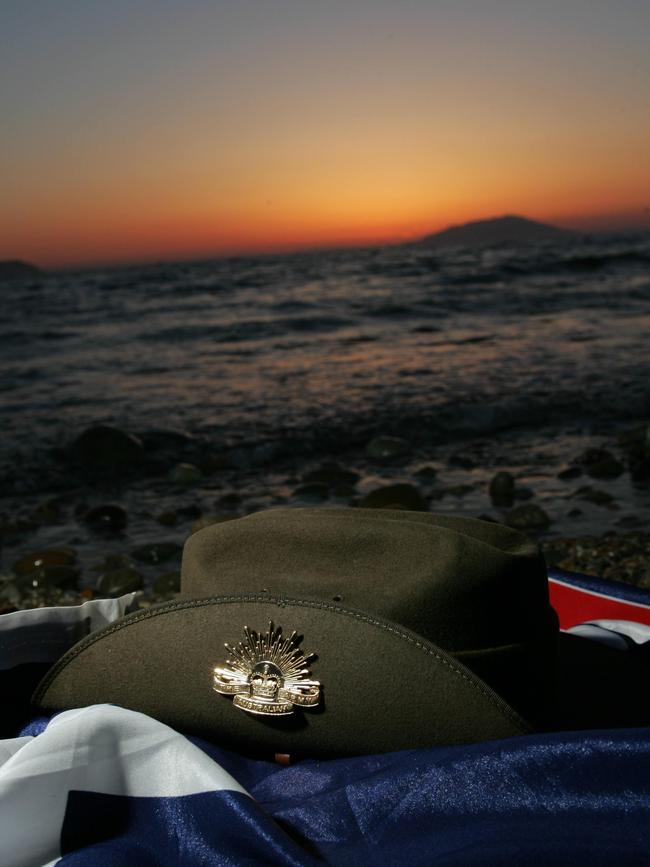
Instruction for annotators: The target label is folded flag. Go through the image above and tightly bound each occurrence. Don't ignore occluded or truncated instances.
[1,570,650,866]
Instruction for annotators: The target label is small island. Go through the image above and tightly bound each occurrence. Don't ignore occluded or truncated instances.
[417,215,574,248]
[0,260,42,281]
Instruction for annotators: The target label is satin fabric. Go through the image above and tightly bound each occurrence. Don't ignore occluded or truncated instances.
[19,715,650,866]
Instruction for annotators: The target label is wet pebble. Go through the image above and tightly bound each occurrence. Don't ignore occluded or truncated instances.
[292,483,329,500]
[489,471,515,507]
[302,462,360,487]
[130,542,183,564]
[83,504,128,533]
[414,465,438,479]
[169,462,203,485]
[575,448,624,480]
[191,514,239,534]
[504,504,551,531]
[96,566,144,597]
[16,564,81,592]
[558,466,583,481]
[358,483,427,511]
[153,571,181,595]
[366,435,410,463]
[572,486,615,506]
[13,547,77,575]
[69,425,145,475]
[31,498,63,524]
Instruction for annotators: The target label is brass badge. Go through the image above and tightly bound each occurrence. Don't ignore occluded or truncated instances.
[213,622,321,716]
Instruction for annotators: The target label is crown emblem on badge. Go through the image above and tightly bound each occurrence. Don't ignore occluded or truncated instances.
[213,622,321,716]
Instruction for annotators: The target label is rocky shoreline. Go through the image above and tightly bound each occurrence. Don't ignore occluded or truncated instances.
[1,420,649,613]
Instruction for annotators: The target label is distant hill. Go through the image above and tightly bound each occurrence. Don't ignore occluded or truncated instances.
[417,215,574,248]
[0,260,42,281]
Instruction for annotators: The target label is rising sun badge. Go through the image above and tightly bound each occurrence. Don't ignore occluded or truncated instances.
[213,622,321,716]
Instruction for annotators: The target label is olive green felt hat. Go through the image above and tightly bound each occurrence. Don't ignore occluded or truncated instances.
[34,507,642,758]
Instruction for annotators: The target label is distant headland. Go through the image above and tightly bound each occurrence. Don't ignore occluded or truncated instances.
[0,260,42,280]
[417,215,574,248]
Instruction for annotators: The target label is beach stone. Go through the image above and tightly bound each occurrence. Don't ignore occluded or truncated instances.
[575,448,624,480]
[130,542,182,564]
[93,553,133,572]
[156,511,178,526]
[13,547,77,576]
[153,571,181,595]
[366,436,410,463]
[199,453,228,474]
[169,462,203,485]
[504,504,551,531]
[83,504,128,533]
[70,425,145,475]
[302,462,360,487]
[332,484,357,498]
[558,466,583,481]
[31,498,62,524]
[16,564,80,592]
[358,483,427,511]
[414,465,438,479]
[215,492,242,510]
[191,514,239,534]
[444,484,475,497]
[489,471,515,507]
[292,483,330,500]
[96,566,143,597]
[0,516,39,543]
[448,451,478,469]
[573,486,614,506]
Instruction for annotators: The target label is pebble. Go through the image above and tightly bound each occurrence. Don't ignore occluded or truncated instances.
[558,466,583,480]
[16,564,80,592]
[489,471,515,507]
[358,483,427,511]
[130,542,183,564]
[575,448,624,480]
[292,483,330,500]
[13,547,77,576]
[153,571,181,595]
[96,566,144,597]
[302,462,360,487]
[191,514,239,534]
[504,504,551,531]
[83,504,128,533]
[414,465,438,479]
[69,425,145,475]
[444,484,475,497]
[168,462,203,485]
[215,492,242,510]
[31,498,63,524]
[365,435,410,463]
[572,486,615,506]
[93,553,133,572]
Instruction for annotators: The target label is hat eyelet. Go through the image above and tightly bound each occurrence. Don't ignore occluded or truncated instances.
[332,594,343,602]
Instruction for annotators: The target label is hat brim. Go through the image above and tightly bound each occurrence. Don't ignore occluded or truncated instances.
[33,595,531,758]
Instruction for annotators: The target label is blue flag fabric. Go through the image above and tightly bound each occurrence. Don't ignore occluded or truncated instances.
[2,570,650,866]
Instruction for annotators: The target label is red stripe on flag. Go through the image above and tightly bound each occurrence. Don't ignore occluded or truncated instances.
[549,578,650,630]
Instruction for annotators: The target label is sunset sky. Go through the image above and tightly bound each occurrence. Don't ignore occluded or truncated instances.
[2,0,649,268]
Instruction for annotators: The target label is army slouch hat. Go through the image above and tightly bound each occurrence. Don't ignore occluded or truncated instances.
[33,508,650,758]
